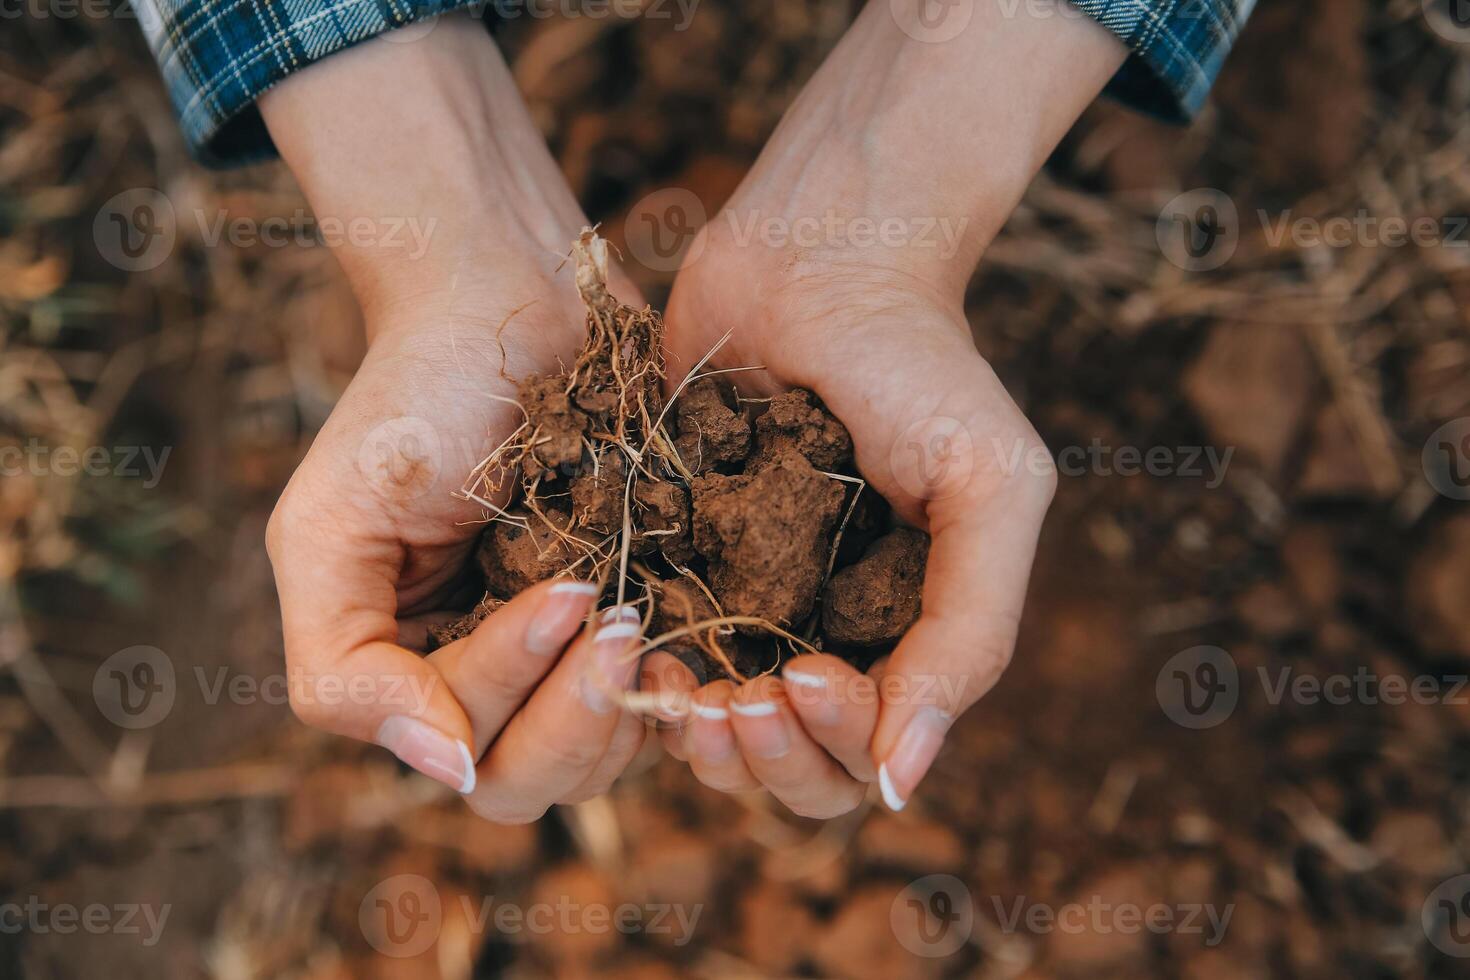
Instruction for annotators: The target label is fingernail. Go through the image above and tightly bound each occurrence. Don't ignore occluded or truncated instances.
[581,618,642,714]
[600,605,642,624]
[730,698,790,758]
[376,716,476,795]
[783,669,826,689]
[877,708,951,812]
[690,694,736,762]
[526,581,600,656]
[783,667,839,726]
[690,700,729,721]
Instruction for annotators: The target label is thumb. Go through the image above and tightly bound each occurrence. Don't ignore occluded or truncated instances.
[868,422,1054,812]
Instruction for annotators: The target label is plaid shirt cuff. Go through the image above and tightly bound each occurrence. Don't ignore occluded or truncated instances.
[136,0,482,167]
[139,0,1254,168]
[1071,0,1256,122]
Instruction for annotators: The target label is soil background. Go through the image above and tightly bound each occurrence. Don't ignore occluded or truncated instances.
[3,1,1470,978]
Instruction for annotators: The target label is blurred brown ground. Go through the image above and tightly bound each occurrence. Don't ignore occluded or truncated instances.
[3,1,1470,977]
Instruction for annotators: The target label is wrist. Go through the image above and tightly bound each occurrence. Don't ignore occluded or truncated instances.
[719,0,1125,295]
[260,13,590,330]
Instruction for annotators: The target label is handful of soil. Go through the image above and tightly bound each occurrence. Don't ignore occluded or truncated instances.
[433,231,928,694]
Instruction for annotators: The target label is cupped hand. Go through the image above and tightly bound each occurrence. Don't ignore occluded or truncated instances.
[260,15,656,818]
[636,0,1122,818]
[266,278,652,819]
[647,238,1055,815]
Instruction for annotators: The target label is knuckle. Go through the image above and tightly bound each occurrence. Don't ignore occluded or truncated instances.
[465,661,535,709]
[539,731,605,773]
[695,767,757,795]
[785,787,861,820]
[285,686,335,731]
[265,493,306,563]
[559,780,613,805]
[464,792,545,826]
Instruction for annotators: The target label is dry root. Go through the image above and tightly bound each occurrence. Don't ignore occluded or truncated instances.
[446,229,925,718]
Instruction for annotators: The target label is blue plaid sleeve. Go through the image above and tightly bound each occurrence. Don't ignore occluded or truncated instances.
[135,0,482,167]
[140,0,1253,168]
[1070,0,1256,122]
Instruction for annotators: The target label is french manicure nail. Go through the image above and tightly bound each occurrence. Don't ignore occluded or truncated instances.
[690,700,729,721]
[730,698,790,758]
[783,669,827,690]
[783,667,839,726]
[599,605,642,624]
[526,581,600,656]
[729,700,778,717]
[582,619,642,714]
[377,716,476,795]
[690,696,737,762]
[877,707,951,812]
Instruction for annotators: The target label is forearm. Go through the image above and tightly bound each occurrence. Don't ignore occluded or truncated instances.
[258,14,590,338]
[731,0,1126,291]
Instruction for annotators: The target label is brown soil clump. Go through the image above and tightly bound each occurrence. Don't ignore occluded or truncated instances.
[452,230,928,683]
[752,388,853,472]
[822,527,928,646]
[692,453,845,629]
[477,508,593,596]
[518,374,588,481]
[426,595,503,651]
[672,377,750,474]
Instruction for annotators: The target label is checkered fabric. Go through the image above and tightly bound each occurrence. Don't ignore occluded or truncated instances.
[134,0,481,166]
[1072,0,1257,122]
[135,0,1255,168]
